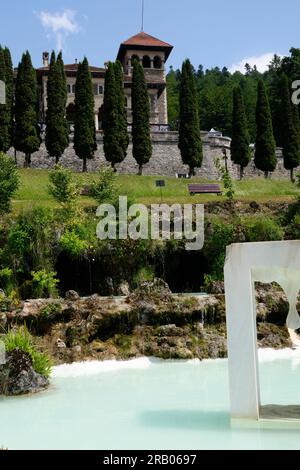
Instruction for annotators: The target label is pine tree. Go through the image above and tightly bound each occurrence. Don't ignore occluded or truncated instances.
[280,74,300,182]
[230,86,251,179]
[45,51,69,163]
[74,57,96,172]
[0,47,10,152]
[115,61,129,162]
[254,80,277,178]
[3,47,14,148]
[178,59,203,176]
[14,51,41,167]
[131,59,152,175]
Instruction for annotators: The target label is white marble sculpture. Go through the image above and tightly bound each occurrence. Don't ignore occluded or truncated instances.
[224,240,300,419]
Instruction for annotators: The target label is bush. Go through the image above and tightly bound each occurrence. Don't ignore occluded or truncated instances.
[0,153,20,215]
[59,229,89,257]
[90,167,119,205]
[6,207,54,276]
[243,216,284,242]
[4,326,52,378]
[0,268,14,293]
[31,270,59,298]
[203,219,236,279]
[48,165,79,203]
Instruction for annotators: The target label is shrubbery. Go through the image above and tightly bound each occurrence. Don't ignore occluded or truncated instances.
[0,153,20,215]
[4,326,52,378]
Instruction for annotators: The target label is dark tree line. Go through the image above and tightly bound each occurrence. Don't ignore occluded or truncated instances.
[168,48,300,180]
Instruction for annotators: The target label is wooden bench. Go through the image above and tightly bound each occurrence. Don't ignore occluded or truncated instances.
[188,184,222,195]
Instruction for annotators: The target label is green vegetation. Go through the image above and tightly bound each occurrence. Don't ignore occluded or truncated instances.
[90,167,119,205]
[102,62,129,170]
[214,158,235,200]
[230,86,250,179]
[10,169,300,210]
[48,165,79,217]
[178,59,203,176]
[254,80,277,178]
[0,48,10,152]
[3,326,52,378]
[131,60,152,174]
[14,51,41,168]
[74,57,96,172]
[0,153,20,214]
[3,47,14,148]
[45,51,69,164]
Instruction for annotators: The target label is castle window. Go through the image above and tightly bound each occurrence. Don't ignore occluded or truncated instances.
[67,84,76,95]
[142,55,151,69]
[93,84,103,95]
[154,56,162,69]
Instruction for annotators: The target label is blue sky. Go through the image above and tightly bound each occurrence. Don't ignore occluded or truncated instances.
[1,0,300,72]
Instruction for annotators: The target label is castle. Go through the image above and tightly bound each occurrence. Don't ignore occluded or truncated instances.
[9,31,298,179]
[37,32,173,131]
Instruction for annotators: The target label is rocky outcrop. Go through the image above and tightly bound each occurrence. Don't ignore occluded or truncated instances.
[0,281,296,365]
[0,350,49,396]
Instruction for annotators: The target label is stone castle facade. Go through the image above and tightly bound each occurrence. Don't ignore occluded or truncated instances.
[38,31,173,131]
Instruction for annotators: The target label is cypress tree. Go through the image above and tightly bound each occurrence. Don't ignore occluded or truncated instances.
[231,86,251,179]
[178,59,203,176]
[254,80,277,178]
[14,51,41,167]
[0,47,10,152]
[102,61,129,170]
[115,60,129,162]
[131,59,152,175]
[292,104,300,148]
[45,51,69,163]
[102,62,119,169]
[3,47,14,148]
[280,74,300,182]
[74,57,96,172]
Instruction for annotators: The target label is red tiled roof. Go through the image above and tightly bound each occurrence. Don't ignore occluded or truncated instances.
[121,32,172,48]
[37,64,105,73]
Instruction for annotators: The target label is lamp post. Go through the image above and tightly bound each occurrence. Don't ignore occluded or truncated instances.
[222,148,228,173]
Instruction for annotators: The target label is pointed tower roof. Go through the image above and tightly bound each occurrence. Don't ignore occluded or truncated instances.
[117,32,173,62]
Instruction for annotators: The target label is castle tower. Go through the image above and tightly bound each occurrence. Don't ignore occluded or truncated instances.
[117,32,173,127]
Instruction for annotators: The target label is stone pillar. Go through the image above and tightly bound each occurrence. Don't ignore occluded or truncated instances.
[150,58,154,69]
[95,114,99,131]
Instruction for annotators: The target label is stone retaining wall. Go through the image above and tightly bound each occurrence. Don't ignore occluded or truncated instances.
[7,131,300,179]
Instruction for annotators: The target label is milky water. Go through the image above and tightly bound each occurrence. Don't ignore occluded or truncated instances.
[1,349,300,450]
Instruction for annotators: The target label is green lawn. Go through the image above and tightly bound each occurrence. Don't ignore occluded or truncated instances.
[12,169,300,212]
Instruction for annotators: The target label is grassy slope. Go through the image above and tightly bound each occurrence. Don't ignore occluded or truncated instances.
[12,169,300,212]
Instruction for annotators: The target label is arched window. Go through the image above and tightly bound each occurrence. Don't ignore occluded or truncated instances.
[154,56,162,69]
[142,55,151,68]
[125,97,128,108]
[131,55,140,65]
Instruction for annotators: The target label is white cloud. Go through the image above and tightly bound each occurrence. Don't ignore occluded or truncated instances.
[229,52,284,74]
[38,9,80,51]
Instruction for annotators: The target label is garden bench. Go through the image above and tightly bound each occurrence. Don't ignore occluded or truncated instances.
[188,184,222,195]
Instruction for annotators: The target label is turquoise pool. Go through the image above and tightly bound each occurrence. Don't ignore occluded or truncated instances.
[1,349,300,450]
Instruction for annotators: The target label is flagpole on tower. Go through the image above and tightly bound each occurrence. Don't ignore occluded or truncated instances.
[141,0,144,31]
